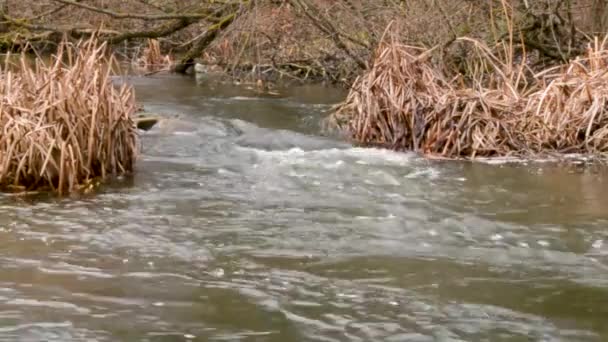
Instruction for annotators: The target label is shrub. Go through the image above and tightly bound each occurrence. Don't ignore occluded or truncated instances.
[331,34,608,160]
[0,36,138,194]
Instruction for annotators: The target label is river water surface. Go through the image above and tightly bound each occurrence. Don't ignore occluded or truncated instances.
[1,75,607,342]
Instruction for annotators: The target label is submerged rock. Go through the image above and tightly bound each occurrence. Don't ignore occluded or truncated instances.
[135,116,160,131]
[136,115,198,136]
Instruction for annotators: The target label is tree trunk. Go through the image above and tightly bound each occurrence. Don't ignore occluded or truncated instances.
[173,13,236,74]
[0,0,8,33]
[592,0,608,34]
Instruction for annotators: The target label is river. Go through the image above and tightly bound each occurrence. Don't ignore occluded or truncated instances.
[1,74,607,341]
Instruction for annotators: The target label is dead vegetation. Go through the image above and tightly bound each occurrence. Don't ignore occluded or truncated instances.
[0,36,138,195]
[3,1,607,85]
[132,39,174,74]
[330,26,608,159]
[5,1,608,163]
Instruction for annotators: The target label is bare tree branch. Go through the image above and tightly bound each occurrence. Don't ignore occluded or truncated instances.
[288,0,367,69]
[1,13,118,35]
[174,12,238,73]
[106,18,197,44]
[0,1,239,48]
[26,4,68,21]
[50,0,226,20]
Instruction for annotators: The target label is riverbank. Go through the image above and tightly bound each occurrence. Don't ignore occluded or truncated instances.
[328,32,608,160]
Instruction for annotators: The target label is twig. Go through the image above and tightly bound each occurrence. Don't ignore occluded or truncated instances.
[50,0,225,20]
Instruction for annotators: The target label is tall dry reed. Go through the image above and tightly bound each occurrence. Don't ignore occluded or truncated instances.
[331,33,608,160]
[0,36,138,194]
[133,39,174,74]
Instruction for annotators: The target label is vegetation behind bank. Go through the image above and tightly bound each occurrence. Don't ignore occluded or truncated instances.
[5,1,607,84]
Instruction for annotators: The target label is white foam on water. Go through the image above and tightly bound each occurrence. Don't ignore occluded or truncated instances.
[172,131,197,136]
[491,234,504,241]
[369,170,402,186]
[537,240,550,247]
[477,157,528,165]
[244,146,417,167]
[476,153,603,165]
[592,240,604,249]
[404,168,440,180]
[229,96,260,101]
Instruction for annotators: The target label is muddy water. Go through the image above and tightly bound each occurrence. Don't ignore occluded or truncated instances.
[1,74,607,342]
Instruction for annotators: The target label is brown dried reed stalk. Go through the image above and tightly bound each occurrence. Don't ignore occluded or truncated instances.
[332,32,608,160]
[0,36,138,195]
[133,39,174,73]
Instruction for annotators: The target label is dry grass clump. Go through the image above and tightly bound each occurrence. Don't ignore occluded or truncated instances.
[0,36,138,195]
[331,33,608,160]
[519,38,608,153]
[132,39,174,74]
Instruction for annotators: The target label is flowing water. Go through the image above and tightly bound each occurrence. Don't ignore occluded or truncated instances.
[1,74,607,342]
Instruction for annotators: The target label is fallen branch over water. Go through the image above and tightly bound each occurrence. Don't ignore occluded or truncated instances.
[0,36,138,195]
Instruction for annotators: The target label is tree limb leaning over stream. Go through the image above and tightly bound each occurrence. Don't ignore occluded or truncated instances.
[0,0,242,51]
[173,7,241,74]
[106,18,199,45]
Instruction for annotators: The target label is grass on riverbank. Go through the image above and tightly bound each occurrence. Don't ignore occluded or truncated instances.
[0,36,138,195]
[132,39,174,74]
[330,31,608,160]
